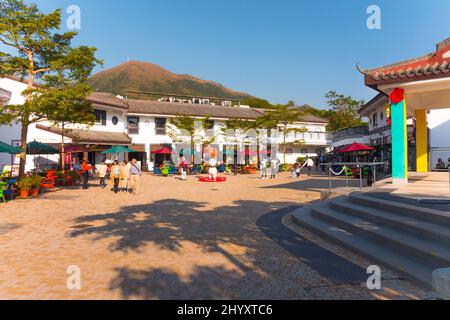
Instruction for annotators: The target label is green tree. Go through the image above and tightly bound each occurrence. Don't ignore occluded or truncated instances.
[240,97,274,109]
[44,84,97,173]
[0,0,101,176]
[325,91,366,131]
[262,101,306,164]
[167,115,216,164]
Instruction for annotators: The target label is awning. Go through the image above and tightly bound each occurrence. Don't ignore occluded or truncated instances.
[36,124,132,145]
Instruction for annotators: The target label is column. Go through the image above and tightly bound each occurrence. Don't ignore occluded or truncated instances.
[391,99,408,185]
[415,109,428,173]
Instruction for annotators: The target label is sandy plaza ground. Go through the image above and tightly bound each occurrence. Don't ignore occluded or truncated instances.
[0,172,438,300]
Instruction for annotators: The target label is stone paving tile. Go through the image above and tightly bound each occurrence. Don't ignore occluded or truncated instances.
[0,173,437,299]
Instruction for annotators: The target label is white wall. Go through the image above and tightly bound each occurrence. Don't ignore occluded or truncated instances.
[0,78,27,171]
[428,108,450,148]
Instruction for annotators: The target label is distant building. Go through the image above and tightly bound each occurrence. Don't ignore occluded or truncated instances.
[0,78,331,172]
[330,126,369,150]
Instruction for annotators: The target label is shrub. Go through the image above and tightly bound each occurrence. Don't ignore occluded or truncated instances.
[17,176,34,191]
[29,175,44,190]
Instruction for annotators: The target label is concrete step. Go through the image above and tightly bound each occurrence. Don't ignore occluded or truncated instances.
[330,196,450,246]
[292,206,434,288]
[312,202,450,268]
[349,192,450,227]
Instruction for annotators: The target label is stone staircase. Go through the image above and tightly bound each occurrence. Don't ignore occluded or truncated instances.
[292,192,450,289]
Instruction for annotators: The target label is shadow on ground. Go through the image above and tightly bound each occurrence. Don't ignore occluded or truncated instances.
[70,199,368,299]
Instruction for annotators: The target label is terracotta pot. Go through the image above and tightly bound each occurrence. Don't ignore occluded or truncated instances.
[20,190,30,198]
[31,189,39,197]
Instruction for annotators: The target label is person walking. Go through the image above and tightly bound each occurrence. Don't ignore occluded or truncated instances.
[81,158,92,190]
[129,159,142,195]
[260,158,268,179]
[270,158,280,179]
[179,156,188,181]
[119,160,129,192]
[301,156,315,178]
[110,160,121,193]
[97,159,108,189]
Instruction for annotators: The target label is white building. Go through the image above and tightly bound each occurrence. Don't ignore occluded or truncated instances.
[359,93,450,170]
[0,78,330,172]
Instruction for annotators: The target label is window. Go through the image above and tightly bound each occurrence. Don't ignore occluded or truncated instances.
[301,149,308,154]
[93,109,106,126]
[380,112,384,121]
[372,113,378,126]
[155,118,167,135]
[127,116,140,135]
[112,116,119,125]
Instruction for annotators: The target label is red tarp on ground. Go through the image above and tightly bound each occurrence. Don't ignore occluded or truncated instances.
[337,142,374,153]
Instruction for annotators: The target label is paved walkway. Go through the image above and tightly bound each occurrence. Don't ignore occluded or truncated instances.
[0,173,436,299]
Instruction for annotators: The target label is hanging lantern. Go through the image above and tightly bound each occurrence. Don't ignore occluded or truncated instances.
[389,88,405,104]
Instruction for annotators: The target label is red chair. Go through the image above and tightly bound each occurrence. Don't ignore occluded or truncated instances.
[41,171,57,192]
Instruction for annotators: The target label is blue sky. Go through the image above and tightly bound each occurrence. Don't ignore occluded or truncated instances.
[18,1,450,108]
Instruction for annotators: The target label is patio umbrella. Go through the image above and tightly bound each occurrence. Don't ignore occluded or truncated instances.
[26,141,59,171]
[152,146,174,155]
[0,141,20,154]
[101,146,136,154]
[336,142,374,153]
[26,141,59,155]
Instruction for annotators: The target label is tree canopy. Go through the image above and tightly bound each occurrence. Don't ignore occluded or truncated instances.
[0,0,101,176]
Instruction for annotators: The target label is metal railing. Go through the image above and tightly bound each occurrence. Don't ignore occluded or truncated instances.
[320,162,388,192]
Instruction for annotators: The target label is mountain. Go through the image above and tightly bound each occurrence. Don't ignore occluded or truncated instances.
[88,61,252,100]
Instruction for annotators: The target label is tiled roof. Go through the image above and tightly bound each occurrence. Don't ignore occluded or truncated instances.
[359,37,450,87]
[127,99,266,120]
[87,92,129,109]
[36,124,132,145]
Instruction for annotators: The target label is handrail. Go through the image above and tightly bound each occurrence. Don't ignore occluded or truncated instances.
[319,162,388,192]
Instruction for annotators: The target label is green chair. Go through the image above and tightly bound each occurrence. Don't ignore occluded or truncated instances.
[0,181,7,204]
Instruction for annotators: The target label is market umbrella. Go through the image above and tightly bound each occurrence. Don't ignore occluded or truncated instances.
[26,141,59,155]
[101,146,136,154]
[336,142,374,153]
[26,141,59,172]
[0,141,20,154]
[152,146,174,155]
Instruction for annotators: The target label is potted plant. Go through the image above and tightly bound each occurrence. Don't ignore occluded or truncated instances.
[17,176,33,198]
[30,175,43,196]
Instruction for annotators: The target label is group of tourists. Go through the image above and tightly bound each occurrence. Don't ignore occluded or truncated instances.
[80,158,142,194]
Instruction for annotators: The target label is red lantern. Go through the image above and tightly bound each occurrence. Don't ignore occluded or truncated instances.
[389,88,405,104]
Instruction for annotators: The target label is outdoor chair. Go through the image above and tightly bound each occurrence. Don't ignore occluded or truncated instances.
[3,179,16,201]
[0,182,7,203]
[41,175,57,193]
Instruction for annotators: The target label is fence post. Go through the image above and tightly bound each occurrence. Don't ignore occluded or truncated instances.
[359,166,363,190]
[328,166,332,193]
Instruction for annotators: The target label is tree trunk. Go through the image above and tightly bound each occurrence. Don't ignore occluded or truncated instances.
[190,137,195,164]
[19,52,35,177]
[60,123,65,174]
[18,122,28,177]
